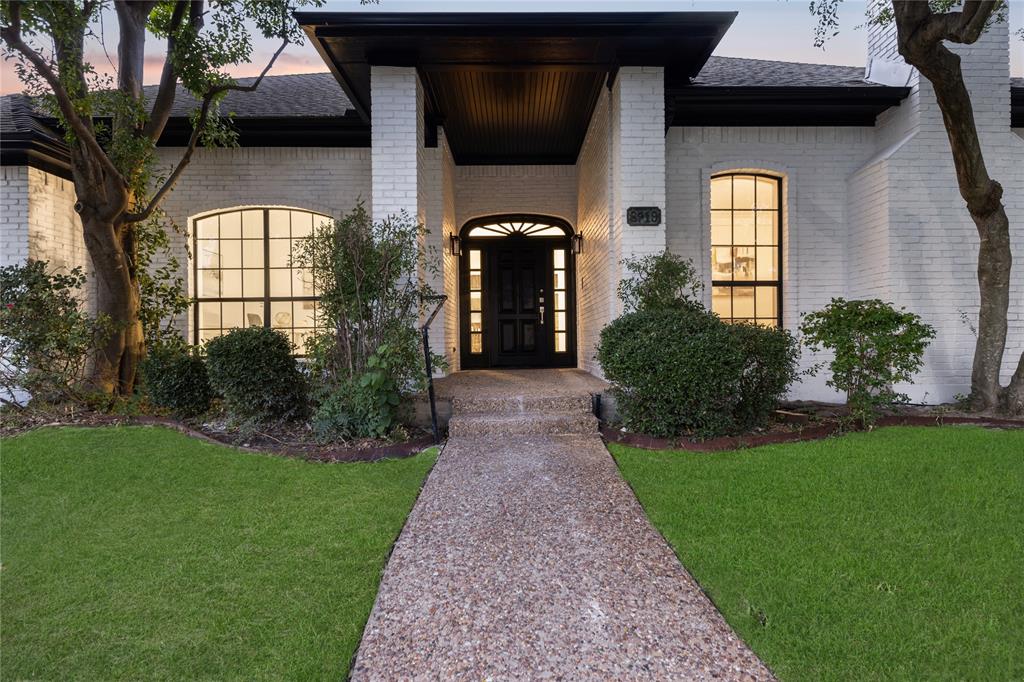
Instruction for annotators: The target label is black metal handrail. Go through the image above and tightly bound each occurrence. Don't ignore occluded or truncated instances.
[420,294,447,444]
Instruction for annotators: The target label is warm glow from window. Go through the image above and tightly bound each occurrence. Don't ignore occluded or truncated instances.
[710,174,781,327]
[466,221,567,238]
[468,249,483,353]
[552,248,568,352]
[194,208,331,351]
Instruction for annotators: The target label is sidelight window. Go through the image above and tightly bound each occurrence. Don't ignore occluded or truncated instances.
[552,248,568,352]
[468,248,483,354]
[710,173,782,327]
[193,208,331,351]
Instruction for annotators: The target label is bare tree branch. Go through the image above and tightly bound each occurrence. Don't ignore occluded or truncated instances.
[143,0,192,141]
[0,1,126,189]
[124,34,290,223]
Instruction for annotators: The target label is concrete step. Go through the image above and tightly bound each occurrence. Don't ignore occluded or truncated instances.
[447,411,599,438]
[451,394,594,416]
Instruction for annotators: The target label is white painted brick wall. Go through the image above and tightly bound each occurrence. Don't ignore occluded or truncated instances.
[454,165,577,228]
[1,166,30,267]
[859,13,1024,402]
[441,132,460,371]
[576,88,613,375]
[666,127,877,401]
[156,146,371,337]
[371,66,420,224]
[612,67,667,269]
[0,167,94,308]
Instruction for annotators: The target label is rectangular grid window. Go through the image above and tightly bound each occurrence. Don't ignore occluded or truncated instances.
[552,248,568,353]
[469,249,483,353]
[710,174,782,327]
[194,208,329,353]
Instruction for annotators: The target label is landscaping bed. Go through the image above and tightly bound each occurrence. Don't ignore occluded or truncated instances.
[612,426,1024,681]
[1,426,437,679]
[0,408,436,462]
[602,403,1024,451]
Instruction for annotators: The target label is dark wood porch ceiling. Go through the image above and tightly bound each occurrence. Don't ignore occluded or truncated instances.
[297,12,736,164]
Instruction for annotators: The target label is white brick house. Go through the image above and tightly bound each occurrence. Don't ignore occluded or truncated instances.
[2,10,1022,403]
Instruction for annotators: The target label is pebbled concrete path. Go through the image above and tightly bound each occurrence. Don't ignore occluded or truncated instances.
[350,427,774,680]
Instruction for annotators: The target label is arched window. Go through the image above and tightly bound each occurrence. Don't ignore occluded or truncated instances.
[710,173,782,327]
[193,208,331,351]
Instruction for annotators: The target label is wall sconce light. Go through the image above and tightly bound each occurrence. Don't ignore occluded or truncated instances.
[571,233,583,255]
[449,235,461,257]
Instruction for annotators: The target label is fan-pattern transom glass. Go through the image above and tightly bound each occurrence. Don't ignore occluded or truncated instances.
[466,220,567,238]
[710,173,782,328]
[193,208,332,352]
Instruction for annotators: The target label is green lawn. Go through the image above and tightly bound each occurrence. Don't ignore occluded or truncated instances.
[612,426,1024,681]
[1,426,436,681]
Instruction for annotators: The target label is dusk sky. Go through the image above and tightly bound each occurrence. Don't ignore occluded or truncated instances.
[2,0,1021,95]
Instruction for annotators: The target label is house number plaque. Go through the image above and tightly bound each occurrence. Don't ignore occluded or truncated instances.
[626,206,662,226]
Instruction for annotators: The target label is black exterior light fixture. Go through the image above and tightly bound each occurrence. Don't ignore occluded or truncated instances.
[449,234,461,256]
[571,233,583,255]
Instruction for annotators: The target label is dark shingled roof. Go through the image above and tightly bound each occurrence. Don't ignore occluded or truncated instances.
[140,71,354,118]
[1,93,62,138]
[693,56,871,88]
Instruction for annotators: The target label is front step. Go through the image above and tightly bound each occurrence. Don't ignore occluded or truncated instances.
[451,394,593,415]
[448,411,599,438]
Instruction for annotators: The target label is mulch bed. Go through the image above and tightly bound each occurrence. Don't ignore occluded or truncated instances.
[602,410,1024,452]
[1,411,437,463]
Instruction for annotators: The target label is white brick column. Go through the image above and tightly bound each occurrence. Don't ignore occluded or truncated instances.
[371,66,422,223]
[609,67,667,308]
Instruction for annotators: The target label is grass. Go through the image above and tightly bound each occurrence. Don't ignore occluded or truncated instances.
[1,426,436,681]
[611,426,1024,681]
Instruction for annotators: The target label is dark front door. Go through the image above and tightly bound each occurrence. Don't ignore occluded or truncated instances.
[488,241,547,367]
[459,227,576,370]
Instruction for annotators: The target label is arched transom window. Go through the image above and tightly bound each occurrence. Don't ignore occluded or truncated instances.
[193,208,332,350]
[710,173,782,327]
[465,219,567,238]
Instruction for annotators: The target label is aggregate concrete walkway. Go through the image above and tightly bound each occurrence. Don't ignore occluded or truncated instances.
[351,401,774,680]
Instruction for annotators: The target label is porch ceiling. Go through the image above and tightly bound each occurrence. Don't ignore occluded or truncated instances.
[296,12,736,164]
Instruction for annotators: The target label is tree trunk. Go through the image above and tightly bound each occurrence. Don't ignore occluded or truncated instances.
[82,213,143,395]
[895,17,1017,412]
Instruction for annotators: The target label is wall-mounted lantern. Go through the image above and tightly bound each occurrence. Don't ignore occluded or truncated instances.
[571,233,583,255]
[449,234,461,257]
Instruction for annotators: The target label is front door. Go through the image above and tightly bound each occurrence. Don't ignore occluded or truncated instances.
[489,240,546,367]
[459,233,576,369]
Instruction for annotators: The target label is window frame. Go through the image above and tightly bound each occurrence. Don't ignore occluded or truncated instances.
[191,207,328,352]
[709,172,784,328]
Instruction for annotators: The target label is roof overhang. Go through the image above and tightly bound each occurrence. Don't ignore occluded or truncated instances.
[668,85,913,127]
[297,11,736,163]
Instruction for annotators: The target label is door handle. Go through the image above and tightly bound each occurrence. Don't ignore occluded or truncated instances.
[539,307,545,325]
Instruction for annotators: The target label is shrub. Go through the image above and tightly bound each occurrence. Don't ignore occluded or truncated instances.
[598,306,744,437]
[800,298,936,425]
[293,204,442,439]
[617,251,703,312]
[204,327,307,423]
[140,346,213,417]
[597,251,800,438]
[0,260,109,405]
[312,346,405,441]
[730,322,801,430]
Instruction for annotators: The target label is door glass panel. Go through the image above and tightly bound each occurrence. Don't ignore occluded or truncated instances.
[554,332,566,353]
[522,322,535,351]
[501,321,515,352]
[501,268,515,312]
[520,269,535,311]
[470,291,482,311]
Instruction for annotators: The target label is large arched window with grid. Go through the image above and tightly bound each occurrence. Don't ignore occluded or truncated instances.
[192,207,332,351]
[710,173,783,327]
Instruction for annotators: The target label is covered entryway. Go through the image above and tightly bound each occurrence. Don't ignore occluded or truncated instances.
[459,215,576,369]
